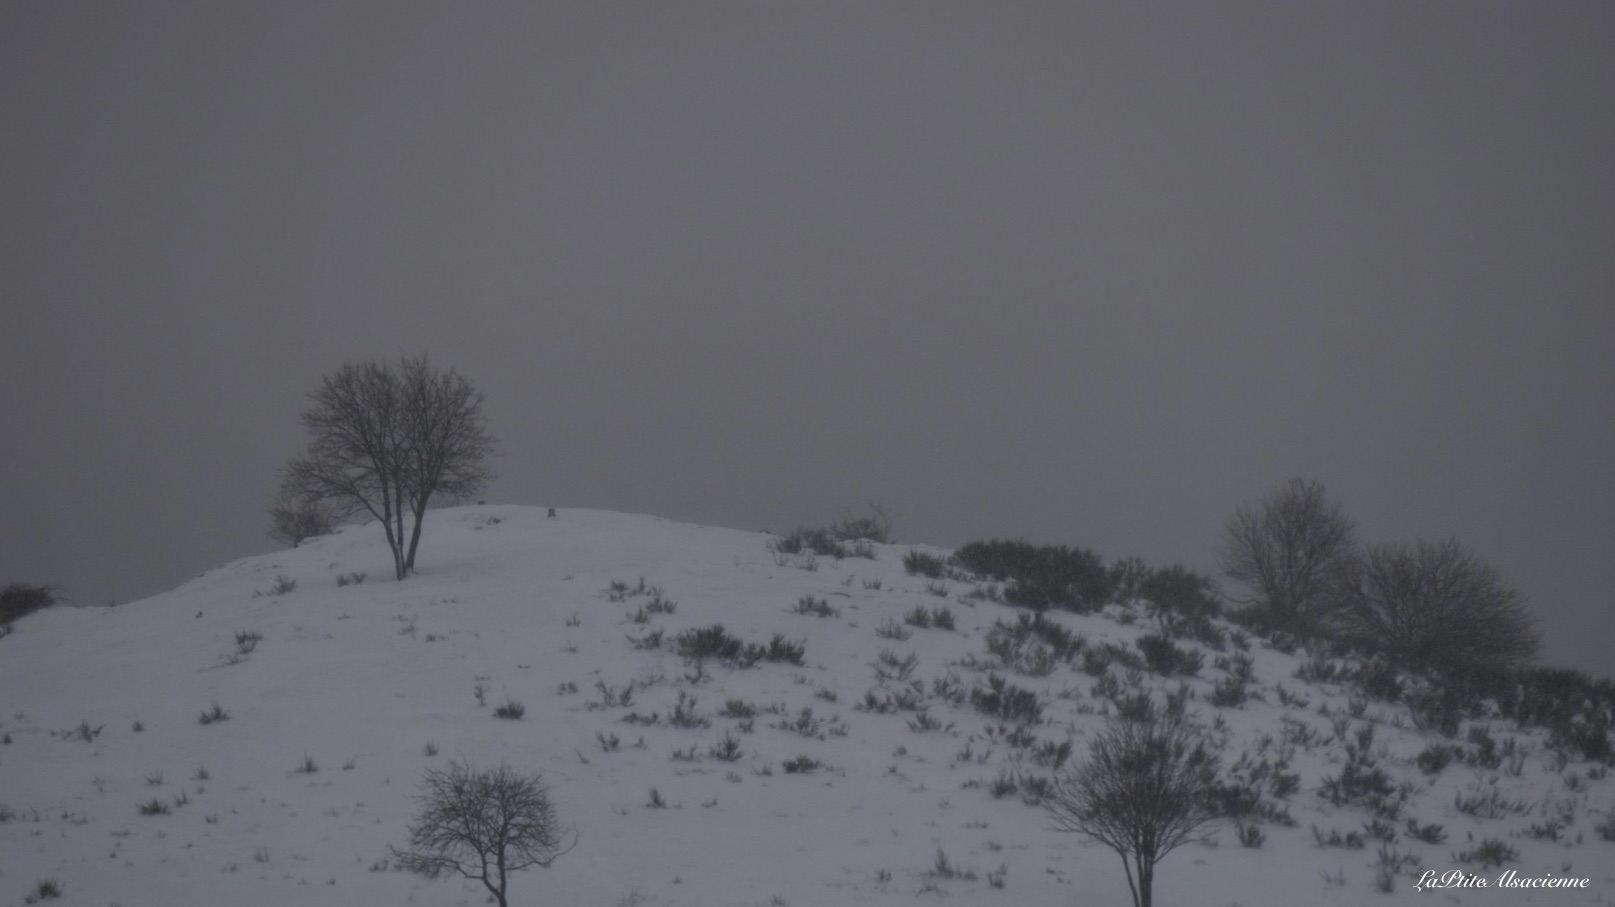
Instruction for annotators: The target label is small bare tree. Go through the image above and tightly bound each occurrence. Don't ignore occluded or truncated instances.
[391,761,575,907]
[1218,477,1357,634]
[1337,537,1537,683]
[266,488,338,548]
[281,354,494,580]
[1045,699,1219,907]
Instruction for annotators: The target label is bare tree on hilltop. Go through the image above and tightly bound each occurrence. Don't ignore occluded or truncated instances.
[1218,477,1357,635]
[280,354,495,580]
[1337,537,1538,683]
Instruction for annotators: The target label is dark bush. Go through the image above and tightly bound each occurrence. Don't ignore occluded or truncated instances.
[1108,556,1151,603]
[756,633,806,666]
[1405,686,1464,737]
[1136,634,1203,677]
[1455,838,1517,869]
[1353,658,1403,702]
[1404,818,1446,844]
[1140,565,1225,648]
[1320,760,1395,810]
[1207,779,1262,818]
[1499,666,1615,763]
[675,625,745,664]
[1336,538,1537,685]
[774,527,844,558]
[1140,566,1218,621]
[791,596,838,618]
[674,625,803,669]
[984,613,1085,676]
[1311,825,1366,849]
[953,540,1114,613]
[971,673,1043,725]
[1208,676,1248,708]
[1,583,59,626]
[1547,715,1613,764]
[1504,667,1613,727]
[1319,752,1397,814]
[1081,641,1145,677]
[903,550,947,578]
[781,754,822,774]
[1414,744,1461,775]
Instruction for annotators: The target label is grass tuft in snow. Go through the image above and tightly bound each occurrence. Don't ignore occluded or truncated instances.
[25,878,63,903]
[137,799,170,816]
[790,596,838,618]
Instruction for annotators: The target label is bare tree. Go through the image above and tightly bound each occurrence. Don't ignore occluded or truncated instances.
[1218,477,1357,634]
[395,354,495,574]
[266,487,338,548]
[281,354,494,580]
[1045,699,1220,907]
[1337,537,1537,682]
[391,761,575,907]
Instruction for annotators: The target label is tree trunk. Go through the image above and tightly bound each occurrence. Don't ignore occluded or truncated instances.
[1119,852,1141,907]
[404,504,427,572]
[382,482,409,580]
[377,503,405,581]
[1137,856,1154,907]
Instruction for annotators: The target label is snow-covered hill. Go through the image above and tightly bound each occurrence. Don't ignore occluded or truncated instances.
[2,506,1610,906]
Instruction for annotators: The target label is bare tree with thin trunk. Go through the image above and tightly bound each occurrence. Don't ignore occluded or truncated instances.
[391,761,575,907]
[281,354,494,580]
[1045,698,1219,907]
[1218,477,1357,634]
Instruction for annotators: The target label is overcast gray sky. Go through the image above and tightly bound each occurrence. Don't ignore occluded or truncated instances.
[3,3,1611,677]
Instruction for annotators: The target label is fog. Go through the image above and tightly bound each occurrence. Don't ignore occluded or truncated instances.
[3,3,1611,676]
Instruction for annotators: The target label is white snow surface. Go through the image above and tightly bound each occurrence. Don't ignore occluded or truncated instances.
[2,506,1611,906]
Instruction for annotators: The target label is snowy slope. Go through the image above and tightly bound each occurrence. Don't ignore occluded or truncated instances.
[2,506,1611,906]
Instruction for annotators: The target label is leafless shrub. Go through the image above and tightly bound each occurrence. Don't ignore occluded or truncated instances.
[831,504,895,544]
[1045,699,1219,907]
[1336,538,1537,683]
[267,489,339,548]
